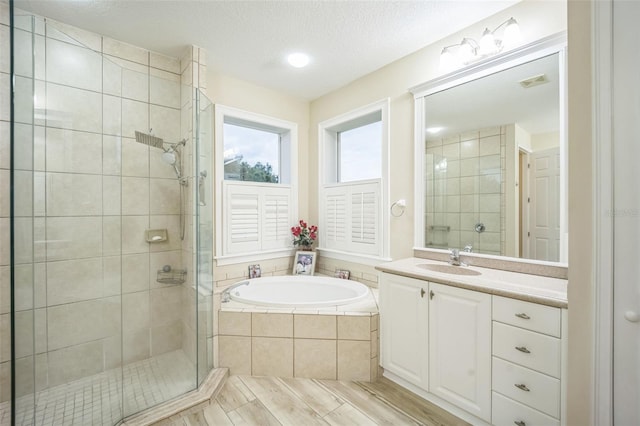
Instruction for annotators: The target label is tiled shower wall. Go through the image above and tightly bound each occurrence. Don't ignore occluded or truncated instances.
[425,126,506,255]
[0,8,202,402]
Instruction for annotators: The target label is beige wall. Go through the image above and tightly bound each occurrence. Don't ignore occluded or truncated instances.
[308,0,567,266]
[567,1,593,424]
[531,131,560,152]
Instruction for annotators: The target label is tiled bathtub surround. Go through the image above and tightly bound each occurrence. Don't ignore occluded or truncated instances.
[215,291,380,383]
[426,126,506,255]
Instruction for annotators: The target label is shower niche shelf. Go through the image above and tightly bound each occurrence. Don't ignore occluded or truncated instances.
[157,267,187,285]
[146,229,168,243]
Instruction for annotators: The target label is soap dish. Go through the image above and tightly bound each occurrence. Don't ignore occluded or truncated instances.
[157,268,186,285]
[146,229,168,243]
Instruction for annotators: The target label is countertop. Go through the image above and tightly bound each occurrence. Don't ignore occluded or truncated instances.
[376,257,568,308]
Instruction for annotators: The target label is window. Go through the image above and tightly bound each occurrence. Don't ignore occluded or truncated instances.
[223,122,280,183]
[338,121,382,182]
[215,106,298,264]
[318,99,390,263]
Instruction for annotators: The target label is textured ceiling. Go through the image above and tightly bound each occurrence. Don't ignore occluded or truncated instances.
[15,0,519,100]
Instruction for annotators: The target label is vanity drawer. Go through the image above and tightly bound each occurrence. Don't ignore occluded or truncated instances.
[492,357,560,418]
[493,295,561,337]
[493,322,561,378]
[492,391,560,426]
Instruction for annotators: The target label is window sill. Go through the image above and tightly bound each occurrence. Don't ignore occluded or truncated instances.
[214,248,295,266]
[316,248,392,266]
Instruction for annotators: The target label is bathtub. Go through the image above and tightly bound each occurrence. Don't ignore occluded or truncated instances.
[226,275,370,308]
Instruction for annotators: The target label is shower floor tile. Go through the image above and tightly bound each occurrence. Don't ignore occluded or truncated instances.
[0,350,196,426]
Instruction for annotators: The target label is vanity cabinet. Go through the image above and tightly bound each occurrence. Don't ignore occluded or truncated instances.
[429,282,492,421]
[491,296,564,426]
[379,273,491,422]
[379,272,567,426]
[379,274,429,389]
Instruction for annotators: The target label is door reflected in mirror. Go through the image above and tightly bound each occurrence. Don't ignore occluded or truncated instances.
[421,52,565,262]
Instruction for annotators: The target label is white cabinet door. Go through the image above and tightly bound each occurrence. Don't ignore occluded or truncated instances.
[379,273,429,389]
[428,282,492,422]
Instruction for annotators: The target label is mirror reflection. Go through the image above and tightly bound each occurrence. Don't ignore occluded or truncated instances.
[423,53,563,262]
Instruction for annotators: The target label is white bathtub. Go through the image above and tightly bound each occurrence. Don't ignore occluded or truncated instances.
[227,275,370,308]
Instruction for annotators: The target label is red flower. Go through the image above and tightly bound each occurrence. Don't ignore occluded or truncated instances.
[292,219,317,247]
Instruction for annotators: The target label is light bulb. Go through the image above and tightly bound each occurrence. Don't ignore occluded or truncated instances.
[479,28,497,55]
[439,47,458,72]
[458,39,475,64]
[503,18,522,48]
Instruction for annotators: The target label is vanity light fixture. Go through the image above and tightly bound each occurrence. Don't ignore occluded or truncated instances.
[440,17,521,72]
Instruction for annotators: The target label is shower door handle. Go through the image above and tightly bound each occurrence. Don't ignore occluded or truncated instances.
[199,170,207,206]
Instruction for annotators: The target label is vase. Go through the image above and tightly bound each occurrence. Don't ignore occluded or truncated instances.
[300,246,313,251]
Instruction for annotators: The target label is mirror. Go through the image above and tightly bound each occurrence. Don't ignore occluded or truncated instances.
[414,42,567,263]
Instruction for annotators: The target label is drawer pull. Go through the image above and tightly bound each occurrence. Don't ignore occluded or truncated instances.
[515,383,531,392]
[515,313,531,320]
[514,421,526,426]
[515,346,531,354]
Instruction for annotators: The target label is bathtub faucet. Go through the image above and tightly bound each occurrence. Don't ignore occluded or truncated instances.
[221,280,250,303]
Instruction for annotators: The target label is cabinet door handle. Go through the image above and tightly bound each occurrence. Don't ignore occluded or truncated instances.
[421,288,426,298]
[514,421,526,426]
[515,383,531,392]
[430,290,434,300]
[515,313,531,320]
[515,346,531,354]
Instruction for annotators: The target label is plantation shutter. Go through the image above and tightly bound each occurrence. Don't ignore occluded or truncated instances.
[324,190,347,249]
[224,181,292,254]
[321,180,380,256]
[262,189,292,250]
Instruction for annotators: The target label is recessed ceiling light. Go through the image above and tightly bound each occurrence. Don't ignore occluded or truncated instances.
[287,52,310,68]
[426,127,444,134]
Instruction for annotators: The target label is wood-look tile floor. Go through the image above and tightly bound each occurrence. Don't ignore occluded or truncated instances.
[154,375,469,426]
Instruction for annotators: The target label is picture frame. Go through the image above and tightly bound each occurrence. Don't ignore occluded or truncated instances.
[248,264,261,278]
[334,269,350,280]
[293,251,317,276]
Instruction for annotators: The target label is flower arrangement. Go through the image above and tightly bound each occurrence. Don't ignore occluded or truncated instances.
[291,220,317,249]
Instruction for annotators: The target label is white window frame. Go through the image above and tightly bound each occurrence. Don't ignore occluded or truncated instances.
[214,105,298,265]
[317,99,391,265]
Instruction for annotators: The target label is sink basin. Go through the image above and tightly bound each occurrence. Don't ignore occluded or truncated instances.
[416,263,482,276]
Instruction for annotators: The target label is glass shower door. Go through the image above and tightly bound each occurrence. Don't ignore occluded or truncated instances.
[8,11,214,424]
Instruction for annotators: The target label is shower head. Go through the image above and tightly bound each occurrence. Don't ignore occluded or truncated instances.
[162,143,184,179]
[134,130,164,149]
[135,131,187,179]
[162,150,176,165]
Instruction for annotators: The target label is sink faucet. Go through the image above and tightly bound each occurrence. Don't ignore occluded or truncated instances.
[449,248,466,266]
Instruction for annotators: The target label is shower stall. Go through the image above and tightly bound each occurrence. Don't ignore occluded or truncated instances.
[2,6,215,425]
